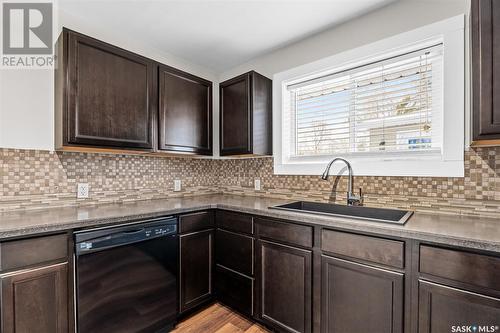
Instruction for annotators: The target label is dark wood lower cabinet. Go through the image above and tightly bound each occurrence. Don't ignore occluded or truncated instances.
[4,211,500,333]
[418,280,500,333]
[215,265,254,317]
[0,262,69,333]
[257,239,312,333]
[321,255,404,333]
[179,229,214,313]
[215,229,254,276]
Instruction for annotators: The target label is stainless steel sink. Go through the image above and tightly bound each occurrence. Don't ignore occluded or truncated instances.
[270,201,413,225]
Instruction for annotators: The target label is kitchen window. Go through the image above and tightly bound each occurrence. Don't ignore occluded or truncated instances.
[289,45,442,157]
[274,16,465,177]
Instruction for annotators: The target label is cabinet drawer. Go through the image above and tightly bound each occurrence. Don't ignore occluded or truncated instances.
[215,265,254,317]
[420,245,500,291]
[179,211,214,234]
[0,234,68,272]
[321,229,404,269]
[216,230,254,276]
[255,217,313,248]
[216,211,253,235]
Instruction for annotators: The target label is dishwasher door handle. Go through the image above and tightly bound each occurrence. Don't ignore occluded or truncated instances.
[123,228,145,234]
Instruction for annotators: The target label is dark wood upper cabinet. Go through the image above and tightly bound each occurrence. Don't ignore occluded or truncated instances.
[55,28,155,150]
[219,71,272,156]
[158,65,212,155]
[256,239,312,333]
[321,255,404,333]
[55,28,214,155]
[418,280,500,333]
[472,0,500,142]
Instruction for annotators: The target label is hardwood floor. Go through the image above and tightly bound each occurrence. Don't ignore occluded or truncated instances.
[173,303,270,333]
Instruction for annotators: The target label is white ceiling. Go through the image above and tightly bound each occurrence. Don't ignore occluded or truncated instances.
[59,0,397,73]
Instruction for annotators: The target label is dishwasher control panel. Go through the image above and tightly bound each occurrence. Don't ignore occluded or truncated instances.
[75,217,177,255]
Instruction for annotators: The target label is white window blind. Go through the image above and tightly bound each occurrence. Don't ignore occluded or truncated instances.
[286,44,443,157]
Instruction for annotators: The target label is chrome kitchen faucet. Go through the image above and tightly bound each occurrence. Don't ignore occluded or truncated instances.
[321,158,363,206]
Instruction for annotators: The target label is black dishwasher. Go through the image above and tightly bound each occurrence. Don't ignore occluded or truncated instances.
[75,217,178,333]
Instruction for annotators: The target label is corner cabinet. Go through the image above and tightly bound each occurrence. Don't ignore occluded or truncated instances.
[55,28,155,150]
[219,71,272,156]
[158,65,213,155]
[472,0,500,143]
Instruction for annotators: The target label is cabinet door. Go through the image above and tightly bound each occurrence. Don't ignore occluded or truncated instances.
[179,229,214,313]
[257,239,312,333]
[66,30,154,149]
[0,262,68,333]
[321,256,404,333]
[418,280,500,333]
[472,0,500,140]
[158,65,212,155]
[220,73,252,155]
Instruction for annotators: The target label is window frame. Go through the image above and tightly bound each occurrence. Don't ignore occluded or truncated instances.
[273,15,465,177]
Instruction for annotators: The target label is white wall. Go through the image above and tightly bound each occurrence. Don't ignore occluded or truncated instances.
[220,0,469,81]
[0,8,218,151]
[0,69,55,150]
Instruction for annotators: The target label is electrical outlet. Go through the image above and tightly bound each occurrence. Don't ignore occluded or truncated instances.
[254,178,261,191]
[174,179,182,192]
[77,183,89,199]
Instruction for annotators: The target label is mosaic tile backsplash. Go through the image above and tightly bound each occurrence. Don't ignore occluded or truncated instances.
[215,147,500,218]
[0,149,219,211]
[1,147,500,217]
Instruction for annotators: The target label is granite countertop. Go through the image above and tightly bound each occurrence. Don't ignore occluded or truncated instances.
[0,194,499,253]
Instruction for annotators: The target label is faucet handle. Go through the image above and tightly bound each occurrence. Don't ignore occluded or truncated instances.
[358,188,364,205]
[347,188,364,206]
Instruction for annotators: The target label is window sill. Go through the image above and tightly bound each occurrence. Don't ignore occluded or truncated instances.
[274,157,464,177]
